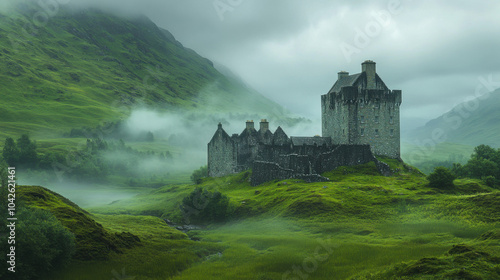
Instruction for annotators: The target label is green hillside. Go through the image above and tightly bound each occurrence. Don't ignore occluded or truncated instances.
[0,2,288,139]
[407,89,500,148]
[12,161,499,279]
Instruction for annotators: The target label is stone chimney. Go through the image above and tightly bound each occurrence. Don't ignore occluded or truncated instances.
[259,119,269,133]
[246,120,254,130]
[338,71,349,80]
[361,60,376,89]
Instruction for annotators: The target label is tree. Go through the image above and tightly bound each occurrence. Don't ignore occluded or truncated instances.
[2,137,19,166]
[451,163,466,178]
[191,165,208,184]
[464,158,499,179]
[427,166,456,189]
[17,134,38,168]
[472,144,497,161]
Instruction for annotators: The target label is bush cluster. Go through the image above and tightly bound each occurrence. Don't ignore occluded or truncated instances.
[180,187,230,224]
[451,144,500,187]
[0,198,75,279]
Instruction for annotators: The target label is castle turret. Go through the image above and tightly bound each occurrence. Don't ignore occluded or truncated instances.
[322,60,401,158]
[338,71,349,80]
[361,60,376,89]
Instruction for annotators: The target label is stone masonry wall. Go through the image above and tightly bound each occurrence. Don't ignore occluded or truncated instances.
[207,130,236,177]
[251,144,393,186]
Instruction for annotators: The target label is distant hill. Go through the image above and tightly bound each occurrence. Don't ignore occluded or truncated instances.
[0,3,288,138]
[406,89,500,148]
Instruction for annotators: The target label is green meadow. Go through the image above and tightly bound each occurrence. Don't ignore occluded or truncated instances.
[15,160,500,279]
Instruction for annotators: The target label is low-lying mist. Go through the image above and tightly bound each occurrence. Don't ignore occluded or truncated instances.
[18,107,318,207]
[119,107,320,173]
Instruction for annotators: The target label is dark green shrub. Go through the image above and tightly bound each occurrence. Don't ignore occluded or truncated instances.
[190,165,208,184]
[180,187,230,224]
[0,207,75,280]
[427,167,456,189]
[483,176,497,188]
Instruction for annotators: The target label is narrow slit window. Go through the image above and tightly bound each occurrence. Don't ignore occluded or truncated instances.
[375,129,379,136]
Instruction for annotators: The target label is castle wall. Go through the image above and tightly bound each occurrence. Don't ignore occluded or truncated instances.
[250,144,392,186]
[322,91,350,144]
[314,144,375,173]
[351,90,401,158]
[251,161,296,186]
[250,161,329,186]
[208,131,237,177]
[236,129,260,170]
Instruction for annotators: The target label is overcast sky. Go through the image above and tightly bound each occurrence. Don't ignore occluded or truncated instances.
[17,0,500,131]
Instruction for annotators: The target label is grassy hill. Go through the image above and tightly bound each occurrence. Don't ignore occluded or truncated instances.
[0,2,289,139]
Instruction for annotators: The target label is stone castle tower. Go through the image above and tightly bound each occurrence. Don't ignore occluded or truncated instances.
[321,60,402,158]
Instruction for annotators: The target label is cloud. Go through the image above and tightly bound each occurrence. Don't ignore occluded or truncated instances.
[5,0,500,129]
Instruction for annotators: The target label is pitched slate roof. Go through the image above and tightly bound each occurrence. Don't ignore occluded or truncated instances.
[290,137,332,146]
[273,126,290,145]
[209,123,231,143]
[327,73,362,94]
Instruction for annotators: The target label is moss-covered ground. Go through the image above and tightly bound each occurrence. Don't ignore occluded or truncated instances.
[16,160,498,279]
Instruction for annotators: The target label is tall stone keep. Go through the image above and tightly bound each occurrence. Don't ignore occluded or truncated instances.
[321,60,402,158]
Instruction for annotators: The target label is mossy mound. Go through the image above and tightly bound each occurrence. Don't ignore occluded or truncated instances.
[285,196,340,217]
[477,229,500,241]
[467,192,500,221]
[18,185,140,260]
[351,243,500,279]
[437,191,500,223]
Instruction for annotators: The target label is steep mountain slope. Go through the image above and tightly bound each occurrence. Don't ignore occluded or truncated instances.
[407,89,500,147]
[0,2,287,138]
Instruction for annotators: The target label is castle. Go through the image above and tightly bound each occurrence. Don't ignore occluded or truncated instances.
[208,61,402,185]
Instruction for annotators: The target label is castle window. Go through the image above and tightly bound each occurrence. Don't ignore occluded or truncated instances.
[390,116,394,124]
[360,128,365,136]
[360,116,365,123]
[390,129,394,136]
[375,116,379,123]
[375,129,379,136]
[360,99,364,107]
